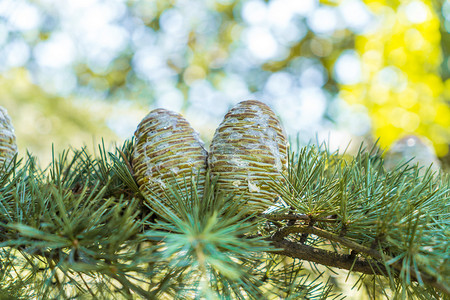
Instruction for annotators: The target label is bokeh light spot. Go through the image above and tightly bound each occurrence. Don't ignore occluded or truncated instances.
[334,50,361,85]
[308,7,339,35]
[404,1,428,24]
[242,0,267,25]
[299,64,327,88]
[265,72,293,96]
[398,88,418,109]
[404,28,425,51]
[244,26,279,60]
[160,9,185,33]
[34,32,76,68]
[2,39,30,68]
[339,0,373,33]
[2,0,42,31]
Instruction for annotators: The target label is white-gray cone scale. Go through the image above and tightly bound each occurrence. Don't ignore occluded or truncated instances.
[0,106,17,167]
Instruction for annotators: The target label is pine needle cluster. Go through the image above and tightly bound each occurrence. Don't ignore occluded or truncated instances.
[0,140,448,299]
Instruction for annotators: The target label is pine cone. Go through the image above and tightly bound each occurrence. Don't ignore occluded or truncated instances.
[132,109,208,208]
[209,100,288,212]
[384,135,441,175]
[0,106,17,168]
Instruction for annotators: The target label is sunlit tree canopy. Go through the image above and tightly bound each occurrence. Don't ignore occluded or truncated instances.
[0,0,449,163]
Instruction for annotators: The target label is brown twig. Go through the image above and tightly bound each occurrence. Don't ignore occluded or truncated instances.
[267,225,449,296]
[269,238,388,275]
[261,212,338,223]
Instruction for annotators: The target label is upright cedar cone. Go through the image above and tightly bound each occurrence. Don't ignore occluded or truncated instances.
[0,106,17,168]
[208,100,288,212]
[132,109,208,208]
[384,135,441,175]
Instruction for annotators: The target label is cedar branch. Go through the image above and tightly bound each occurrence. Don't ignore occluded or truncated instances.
[267,225,450,296]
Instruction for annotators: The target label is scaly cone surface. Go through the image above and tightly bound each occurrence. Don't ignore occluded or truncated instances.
[132,108,208,208]
[208,100,288,213]
[0,106,17,167]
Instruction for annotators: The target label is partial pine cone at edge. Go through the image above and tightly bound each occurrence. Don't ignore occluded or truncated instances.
[0,106,18,167]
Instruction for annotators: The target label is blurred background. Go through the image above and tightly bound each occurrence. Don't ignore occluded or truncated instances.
[0,0,449,166]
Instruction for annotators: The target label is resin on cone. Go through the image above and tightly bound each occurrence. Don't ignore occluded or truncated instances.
[209,100,288,212]
[0,106,17,168]
[132,109,208,207]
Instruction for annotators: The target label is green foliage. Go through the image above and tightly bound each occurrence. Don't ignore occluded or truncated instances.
[271,144,449,298]
[0,140,448,299]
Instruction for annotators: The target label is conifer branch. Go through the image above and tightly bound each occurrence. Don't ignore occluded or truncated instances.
[269,237,387,275]
[1,139,448,298]
[267,225,450,296]
[262,212,338,223]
